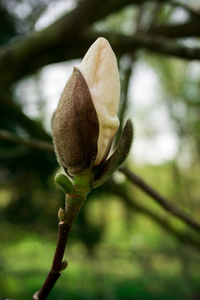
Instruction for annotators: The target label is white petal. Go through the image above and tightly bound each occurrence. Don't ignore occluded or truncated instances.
[79,37,120,165]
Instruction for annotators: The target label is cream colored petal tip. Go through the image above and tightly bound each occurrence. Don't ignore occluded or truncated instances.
[79,37,120,166]
[79,37,120,106]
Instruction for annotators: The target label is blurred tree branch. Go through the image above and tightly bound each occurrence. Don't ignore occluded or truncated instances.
[166,0,200,19]
[120,167,200,234]
[3,30,200,89]
[1,130,200,237]
[0,130,53,152]
[0,93,51,140]
[1,0,200,89]
[105,179,200,251]
[1,30,200,89]
[114,54,135,147]
[149,18,200,38]
[0,0,139,88]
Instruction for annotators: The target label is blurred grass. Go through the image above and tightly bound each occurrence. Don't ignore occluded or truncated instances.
[1,218,200,299]
[1,163,200,299]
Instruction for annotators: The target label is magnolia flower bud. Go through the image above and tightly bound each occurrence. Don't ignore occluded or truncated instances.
[79,37,120,165]
[52,37,120,175]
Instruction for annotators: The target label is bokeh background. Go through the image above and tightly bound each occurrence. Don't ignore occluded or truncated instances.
[1,0,200,299]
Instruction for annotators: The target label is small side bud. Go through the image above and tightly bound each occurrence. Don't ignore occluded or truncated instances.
[33,292,39,300]
[60,259,68,271]
[55,173,74,195]
[58,207,66,222]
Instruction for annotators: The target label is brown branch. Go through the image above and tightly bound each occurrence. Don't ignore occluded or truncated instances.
[105,179,200,251]
[149,18,200,38]
[120,166,200,234]
[1,0,200,88]
[86,31,200,61]
[33,223,71,300]
[168,0,200,19]
[0,94,51,141]
[0,0,143,88]
[33,194,85,299]
[1,28,200,91]
[114,53,135,148]
[0,130,53,152]
[1,131,200,236]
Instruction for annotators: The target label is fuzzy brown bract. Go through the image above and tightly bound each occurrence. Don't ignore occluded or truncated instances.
[52,68,99,175]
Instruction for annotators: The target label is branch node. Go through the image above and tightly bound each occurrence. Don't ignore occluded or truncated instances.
[60,259,68,271]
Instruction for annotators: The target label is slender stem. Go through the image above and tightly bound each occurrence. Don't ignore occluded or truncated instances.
[33,222,71,300]
[33,196,87,300]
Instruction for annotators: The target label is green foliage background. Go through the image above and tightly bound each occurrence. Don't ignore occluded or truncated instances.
[1,0,200,299]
